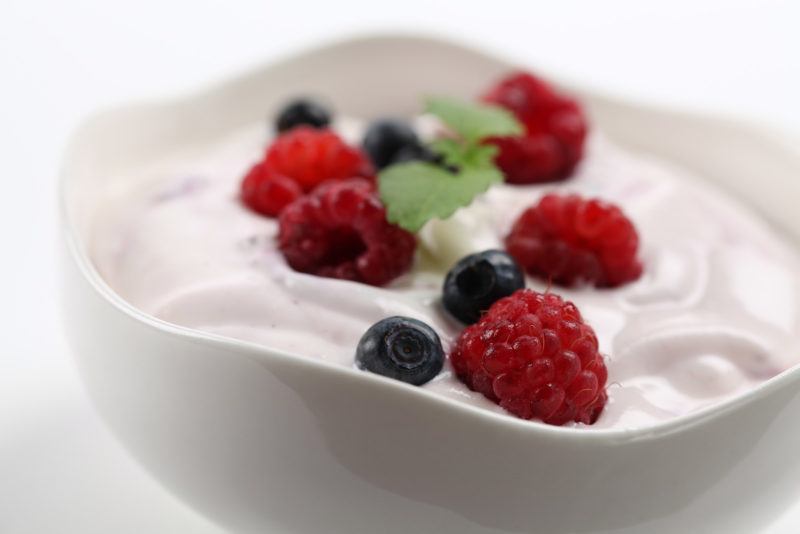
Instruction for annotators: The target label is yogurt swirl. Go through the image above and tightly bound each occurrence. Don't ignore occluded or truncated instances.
[90,118,800,429]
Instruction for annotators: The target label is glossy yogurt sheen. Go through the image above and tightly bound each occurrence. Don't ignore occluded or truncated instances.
[90,117,800,430]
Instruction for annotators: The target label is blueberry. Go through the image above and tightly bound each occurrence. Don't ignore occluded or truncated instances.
[391,143,440,165]
[443,250,525,324]
[356,316,444,386]
[275,98,331,133]
[362,119,420,169]
[391,143,462,174]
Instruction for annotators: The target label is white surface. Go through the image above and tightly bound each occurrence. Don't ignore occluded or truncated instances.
[1,0,800,532]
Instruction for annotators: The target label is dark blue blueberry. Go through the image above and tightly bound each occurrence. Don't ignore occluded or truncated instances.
[275,98,331,133]
[391,143,436,164]
[391,142,461,174]
[391,143,441,164]
[362,119,420,169]
[356,316,444,386]
[443,250,525,324]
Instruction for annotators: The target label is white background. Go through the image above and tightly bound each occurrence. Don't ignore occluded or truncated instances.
[1,0,799,532]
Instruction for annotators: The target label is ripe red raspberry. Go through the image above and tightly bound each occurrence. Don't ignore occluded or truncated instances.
[277,178,416,286]
[506,193,642,287]
[482,72,588,184]
[265,126,373,192]
[450,289,608,425]
[240,162,303,217]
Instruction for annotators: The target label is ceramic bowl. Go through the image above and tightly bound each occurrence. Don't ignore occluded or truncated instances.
[60,34,800,534]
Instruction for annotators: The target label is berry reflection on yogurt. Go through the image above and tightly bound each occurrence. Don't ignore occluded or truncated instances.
[90,72,800,430]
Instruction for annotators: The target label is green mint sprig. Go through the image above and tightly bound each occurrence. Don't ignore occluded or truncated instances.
[378,96,523,233]
[424,96,523,143]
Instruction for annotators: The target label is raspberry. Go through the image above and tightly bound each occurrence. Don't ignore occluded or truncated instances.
[450,289,608,425]
[277,178,416,286]
[265,126,373,192]
[505,193,642,287]
[482,72,588,184]
[240,162,303,217]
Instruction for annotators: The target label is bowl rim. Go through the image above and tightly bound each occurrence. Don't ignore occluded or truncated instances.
[59,30,800,444]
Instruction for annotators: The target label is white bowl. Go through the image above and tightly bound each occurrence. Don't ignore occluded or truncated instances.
[60,34,800,533]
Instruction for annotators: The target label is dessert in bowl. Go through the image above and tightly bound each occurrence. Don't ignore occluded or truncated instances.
[61,35,800,533]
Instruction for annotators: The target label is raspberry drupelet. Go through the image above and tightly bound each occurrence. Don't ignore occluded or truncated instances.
[450,289,608,426]
[482,72,588,184]
[505,193,643,288]
[277,178,416,286]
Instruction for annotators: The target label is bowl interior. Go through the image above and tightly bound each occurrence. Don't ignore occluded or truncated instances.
[61,33,800,439]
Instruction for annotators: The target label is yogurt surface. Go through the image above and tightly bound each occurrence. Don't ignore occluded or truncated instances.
[90,117,800,429]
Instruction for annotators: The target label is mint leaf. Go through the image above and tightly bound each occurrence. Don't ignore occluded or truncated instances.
[379,162,503,232]
[377,96,517,232]
[429,139,498,168]
[429,138,464,167]
[460,143,499,168]
[425,96,523,143]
